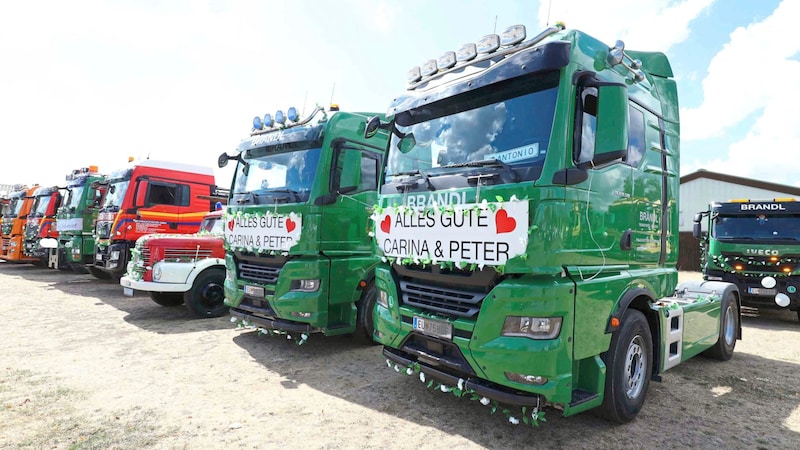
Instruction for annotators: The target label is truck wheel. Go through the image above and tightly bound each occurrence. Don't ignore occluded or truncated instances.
[703,292,738,360]
[149,292,185,307]
[355,282,377,343]
[88,266,111,280]
[184,268,227,318]
[596,309,652,423]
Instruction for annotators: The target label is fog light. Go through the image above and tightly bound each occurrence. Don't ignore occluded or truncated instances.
[291,279,320,292]
[501,316,562,339]
[505,371,548,385]
[762,276,777,289]
[226,269,234,283]
[377,290,389,308]
[291,312,312,318]
[775,293,790,307]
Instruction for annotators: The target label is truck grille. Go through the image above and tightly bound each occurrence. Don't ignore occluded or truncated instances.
[399,279,486,318]
[720,252,800,275]
[238,262,283,285]
[96,221,112,239]
[393,264,498,319]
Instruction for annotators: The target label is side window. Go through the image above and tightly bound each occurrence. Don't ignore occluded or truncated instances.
[575,87,598,165]
[626,105,645,167]
[146,182,189,206]
[333,148,380,194]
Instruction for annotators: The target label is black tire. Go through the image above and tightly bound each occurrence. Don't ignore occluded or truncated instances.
[88,266,111,279]
[702,292,738,360]
[149,292,185,307]
[596,309,653,423]
[184,268,227,318]
[355,281,378,343]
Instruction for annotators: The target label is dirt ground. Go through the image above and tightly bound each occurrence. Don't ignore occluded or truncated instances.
[1,263,799,450]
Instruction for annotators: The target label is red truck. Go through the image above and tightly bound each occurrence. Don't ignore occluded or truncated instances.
[91,159,226,280]
[120,210,227,317]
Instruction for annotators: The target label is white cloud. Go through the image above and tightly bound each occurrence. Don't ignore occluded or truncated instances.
[537,0,714,50]
[681,0,800,186]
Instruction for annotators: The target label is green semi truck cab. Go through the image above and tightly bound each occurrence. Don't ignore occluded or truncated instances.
[694,198,800,321]
[367,24,741,423]
[52,166,107,273]
[220,105,389,340]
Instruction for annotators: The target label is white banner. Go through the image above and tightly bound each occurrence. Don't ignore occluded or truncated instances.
[224,212,302,252]
[374,202,528,266]
[56,218,83,232]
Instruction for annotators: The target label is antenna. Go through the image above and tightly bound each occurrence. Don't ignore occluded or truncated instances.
[302,90,308,116]
[493,15,497,34]
[329,82,336,108]
[546,0,553,26]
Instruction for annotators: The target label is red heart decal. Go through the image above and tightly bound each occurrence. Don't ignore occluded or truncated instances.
[495,209,516,234]
[227,219,235,231]
[286,218,296,233]
[380,215,391,233]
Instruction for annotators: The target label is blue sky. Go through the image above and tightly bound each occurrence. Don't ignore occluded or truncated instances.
[1,0,798,190]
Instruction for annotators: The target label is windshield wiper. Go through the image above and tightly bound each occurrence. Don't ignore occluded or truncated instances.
[265,189,301,202]
[440,159,519,182]
[391,169,434,191]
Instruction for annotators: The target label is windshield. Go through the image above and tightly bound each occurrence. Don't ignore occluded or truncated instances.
[713,214,800,241]
[102,179,130,211]
[232,147,321,204]
[30,195,52,218]
[63,185,85,213]
[385,73,558,189]
[11,197,24,217]
[199,216,224,235]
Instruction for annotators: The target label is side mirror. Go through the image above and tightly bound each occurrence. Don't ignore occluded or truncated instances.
[693,222,702,240]
[593,84,628,166]
[364,116,382,139]
[218,153,230,168]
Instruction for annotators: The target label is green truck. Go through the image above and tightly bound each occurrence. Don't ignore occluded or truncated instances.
[50,166,107,274]
[694,198,800,322]
[220,105,389,340]
[366,24,740,423]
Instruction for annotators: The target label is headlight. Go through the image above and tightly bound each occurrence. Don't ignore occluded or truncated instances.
[153,263,163,281]
[501,316,562,340]
[225,269,234,283]
[377,290,389,308]
[110,250,121,261]
[290,279,320,292]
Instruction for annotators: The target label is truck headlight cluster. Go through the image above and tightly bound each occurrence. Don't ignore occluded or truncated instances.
[377,290,389,308]
[153,263,163,281]
[290,279,320,292]
[501,316,562,340]
[505,371,548,386]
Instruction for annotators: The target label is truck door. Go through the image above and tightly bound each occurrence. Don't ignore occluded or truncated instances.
[628,105,665,265]
[133,179,194,234]
[320,144,381,253]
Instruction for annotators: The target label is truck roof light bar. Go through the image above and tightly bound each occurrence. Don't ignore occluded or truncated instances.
[250,105,325,136]
[406,23,565,90]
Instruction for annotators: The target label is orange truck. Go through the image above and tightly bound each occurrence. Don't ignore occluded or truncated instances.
[90,159,226,279]
[23,185,63,265]
[1,185,40,263]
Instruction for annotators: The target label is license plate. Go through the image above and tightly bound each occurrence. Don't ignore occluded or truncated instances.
[95,253,103,261]
[123,287,134,297]
[748,287,776,296]
[244,285,265,297]
[413,316,452,340]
